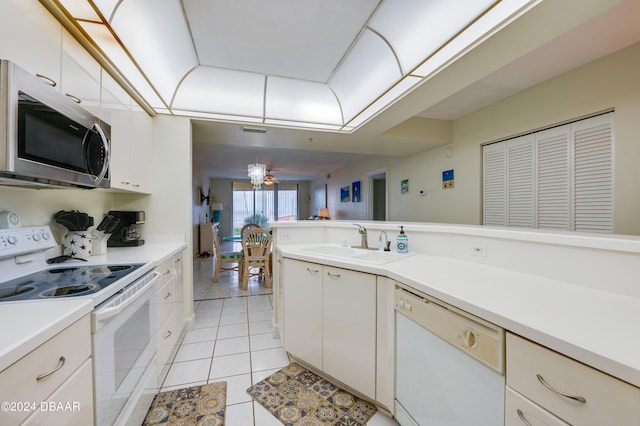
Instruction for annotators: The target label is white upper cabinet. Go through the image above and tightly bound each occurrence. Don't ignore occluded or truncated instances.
[0,0,62,87]
[0,0,153,195]
[102,69,152,194]
[60,32,101,116]
[128,101,152,194]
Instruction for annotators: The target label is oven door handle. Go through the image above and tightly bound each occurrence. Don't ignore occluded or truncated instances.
[94,271,160,323]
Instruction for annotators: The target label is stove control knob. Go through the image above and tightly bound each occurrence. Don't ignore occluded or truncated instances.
[33,233,41,241]
[7,235,17,245]
[42,232,51,240]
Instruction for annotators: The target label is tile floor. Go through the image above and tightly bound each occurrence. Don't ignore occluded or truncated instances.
[158,253,398,425]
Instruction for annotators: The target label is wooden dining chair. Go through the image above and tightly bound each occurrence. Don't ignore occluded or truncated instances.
[240,222,261,236]
[212,230,243,283]
[241,227,272,290]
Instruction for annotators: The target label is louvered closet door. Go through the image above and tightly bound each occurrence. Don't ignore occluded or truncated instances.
[483,142,507,226]
[536,126,570,230]
[507,135,535,227]
[572,113,613,233]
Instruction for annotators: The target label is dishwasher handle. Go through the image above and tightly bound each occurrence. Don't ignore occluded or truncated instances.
[394,285,505,374]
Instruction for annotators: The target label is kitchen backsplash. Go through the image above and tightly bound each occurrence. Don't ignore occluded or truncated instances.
[0,186,114,242]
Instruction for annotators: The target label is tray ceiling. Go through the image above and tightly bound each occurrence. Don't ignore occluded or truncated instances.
[56,0,528,130]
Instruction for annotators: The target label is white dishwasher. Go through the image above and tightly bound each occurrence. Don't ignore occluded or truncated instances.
[394,285,505,426]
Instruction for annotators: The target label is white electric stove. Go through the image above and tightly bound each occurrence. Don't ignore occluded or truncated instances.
[0,225,159,426]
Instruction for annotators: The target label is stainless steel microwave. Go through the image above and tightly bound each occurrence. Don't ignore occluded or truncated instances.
[0,60,110,189]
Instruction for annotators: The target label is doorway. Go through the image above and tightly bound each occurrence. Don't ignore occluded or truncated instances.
[368,168,387,221]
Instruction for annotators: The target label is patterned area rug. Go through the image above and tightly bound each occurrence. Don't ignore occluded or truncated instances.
[143,381,226,425]
[247,363,377,426]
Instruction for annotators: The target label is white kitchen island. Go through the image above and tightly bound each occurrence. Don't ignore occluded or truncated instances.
[271,221,640,424]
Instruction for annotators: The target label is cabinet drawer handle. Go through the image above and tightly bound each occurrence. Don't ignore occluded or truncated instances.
[163,330,172,339]
[326,272,341,278]
[36,73,57,87]
[516,409,532,426]
[306,267,319,273]
[536,374,587,403]
[64,93,81,104]
[164,292,171,299]
[36,356,66,381]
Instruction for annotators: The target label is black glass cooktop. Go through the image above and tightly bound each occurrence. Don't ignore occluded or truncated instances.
[0,264,143,301]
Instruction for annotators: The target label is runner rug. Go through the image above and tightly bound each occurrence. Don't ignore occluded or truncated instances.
[247,363,377,426]
[143,381,226,425]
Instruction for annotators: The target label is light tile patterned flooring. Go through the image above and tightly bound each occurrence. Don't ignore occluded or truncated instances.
[159,252,398,425]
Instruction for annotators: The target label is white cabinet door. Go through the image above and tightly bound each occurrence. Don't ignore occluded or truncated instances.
[283,259,377,399]
[283,259,323,370]
[101,70,133,190]
[128,101,153,193]
[61,32,101,116]
[172,250,185,338]
[23,359,94,426]
[323,266,376,399]
[0,0,62,88]
[103,73,152,194]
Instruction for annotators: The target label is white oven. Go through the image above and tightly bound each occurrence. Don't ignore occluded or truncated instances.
[92,270,160,426]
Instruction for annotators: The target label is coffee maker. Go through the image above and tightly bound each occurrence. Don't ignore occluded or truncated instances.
[107,211,145,247]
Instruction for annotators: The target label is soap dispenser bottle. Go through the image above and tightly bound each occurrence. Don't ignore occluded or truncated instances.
[396,226,408,253]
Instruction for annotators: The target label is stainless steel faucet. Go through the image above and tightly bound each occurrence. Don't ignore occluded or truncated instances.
[379,231,391,251]
[353,224,369,249]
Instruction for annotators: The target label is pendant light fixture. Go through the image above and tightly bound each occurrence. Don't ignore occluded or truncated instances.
[248,163,266,189]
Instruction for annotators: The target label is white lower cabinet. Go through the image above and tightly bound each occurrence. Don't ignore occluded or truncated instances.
[506,333,640,425]
[283,258,376,400]
[0,315,93,425]
[155,251,186,385]
[283,259,324,370]
[23,359,94,426]
[505,387,569,426]
[322,265,376,399]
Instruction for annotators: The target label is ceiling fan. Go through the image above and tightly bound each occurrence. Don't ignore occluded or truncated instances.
[263,169,280,186]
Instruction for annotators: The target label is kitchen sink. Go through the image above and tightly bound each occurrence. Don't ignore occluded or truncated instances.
[302,246,358,257]
[301,245,413,264]
[351,251,414,264]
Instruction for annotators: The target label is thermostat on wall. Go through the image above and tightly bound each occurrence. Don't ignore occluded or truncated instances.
[0,211,21,229]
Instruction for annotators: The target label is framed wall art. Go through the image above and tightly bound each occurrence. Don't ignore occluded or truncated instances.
[352,181,361,202]
[340,186,350,202]
[401,179,409,194]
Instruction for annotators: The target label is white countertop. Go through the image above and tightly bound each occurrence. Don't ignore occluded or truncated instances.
[0,241,186,373]
[0,298,92,372]
[277,244,640,388]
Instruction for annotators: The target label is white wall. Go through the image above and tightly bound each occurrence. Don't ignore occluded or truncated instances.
[316,42,640,235]
[452,42,640,235]
[0,186,115,242]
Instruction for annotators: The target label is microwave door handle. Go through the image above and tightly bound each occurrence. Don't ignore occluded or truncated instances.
[88,122,110,185]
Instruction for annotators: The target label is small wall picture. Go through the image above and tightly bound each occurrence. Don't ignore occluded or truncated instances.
[442,169,455,189]
[340,186,350,202]
[352,181,361,202]
[401,179,409,194]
